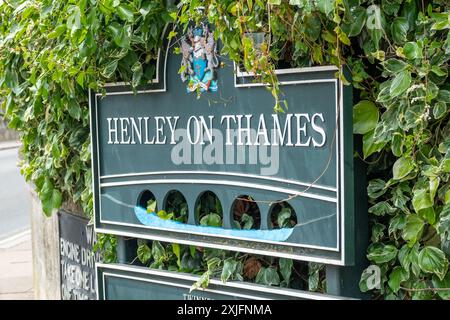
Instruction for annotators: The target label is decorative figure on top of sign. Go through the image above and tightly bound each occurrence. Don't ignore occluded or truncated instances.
[180,24,219,94]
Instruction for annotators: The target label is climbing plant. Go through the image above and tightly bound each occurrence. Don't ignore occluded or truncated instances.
[0,0,449,299]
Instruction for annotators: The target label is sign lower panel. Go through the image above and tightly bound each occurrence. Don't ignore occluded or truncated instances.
[97,263,344,300]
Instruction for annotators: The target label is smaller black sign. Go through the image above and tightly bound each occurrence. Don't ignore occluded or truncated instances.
[59,210,102,300]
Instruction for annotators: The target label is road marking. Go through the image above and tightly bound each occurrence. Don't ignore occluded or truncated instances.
[0,229,31,249]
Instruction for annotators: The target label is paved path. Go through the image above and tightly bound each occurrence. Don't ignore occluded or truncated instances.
[0,142,34,299]
[0,237,34,299]
[0,144,31,241]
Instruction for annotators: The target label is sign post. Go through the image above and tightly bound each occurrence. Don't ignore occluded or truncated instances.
[59,210,102,300]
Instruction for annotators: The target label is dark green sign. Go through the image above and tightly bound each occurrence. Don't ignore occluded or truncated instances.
[90,29,354,265]
[96,263,344,300]
[59,210,102,300]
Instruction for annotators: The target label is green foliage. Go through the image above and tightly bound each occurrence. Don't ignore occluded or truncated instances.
[137,239,151,264]
[199,213,222,227]
[93,233,117,263]
[147,199,157,213]
[308,262,325,292]
[1,0,449,299]
[0,0,172,217]
[255,267,280,286]
[353,100,379,135]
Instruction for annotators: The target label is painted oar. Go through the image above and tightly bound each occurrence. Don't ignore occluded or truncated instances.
[134,206,294,242]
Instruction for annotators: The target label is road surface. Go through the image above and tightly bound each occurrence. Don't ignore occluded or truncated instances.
[0,147,31,242]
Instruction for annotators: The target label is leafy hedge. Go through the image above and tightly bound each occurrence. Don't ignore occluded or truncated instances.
[1,0,449,299]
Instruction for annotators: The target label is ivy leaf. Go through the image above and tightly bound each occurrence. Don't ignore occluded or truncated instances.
[392,185,410,209]
[388,266,408,293]
[371,223,386,243]
[367,179,387,199]
[41,188,62,217]
[371,50,385,61]
[368,201,397,216]
[308,262,322,291]
[147,199,157,213]
[437,204,450,237]
[101,60,118,79]
[189,246,197,258]
[433,101,447,119]
[66,5,81,35]
[389,214,406,237]
[48,24,67,39]
[335,26,351,46]
[376,80,393,103]
[277,208,292,228]
[68,99,81,120]
[232,220,241,229]
[345,6,366,37]
[382,58,408,74]
[392,156,414,180]
[438,90,450,104]
[191,271,211,292]
[431,65,447,77]
[418,207,436,229]
[363,129,386,159]
[432,273,450,300]
[289,0,303,5]
[151,241,166,263]
[304,14,321,41]
[76,72,85,88]
[410,245,421,277]
[157,210,173,220]
[315,0,334,16]
[391,132,404,157]
[402,214,424,245]
[131,61,143,88]
[108,23,131,49]
[200,213,222,227]
[443,159,450,173]
[390,70,411,98]
[398,244,413,272]
[367,243,398,264]
[172,243,181,267]
[430,12,450,30]
[255,267,280,286]
[418,246,449,281]
[117,4,134,23]
[279,258,293,284]
[403,41,422,60]
[167,30,177,40]
[391,17,409,45]
[221,258,238,283]
[241,213,254,230]
[137,243,151,264]
[412,189,433,213]
[353,100,379,134]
